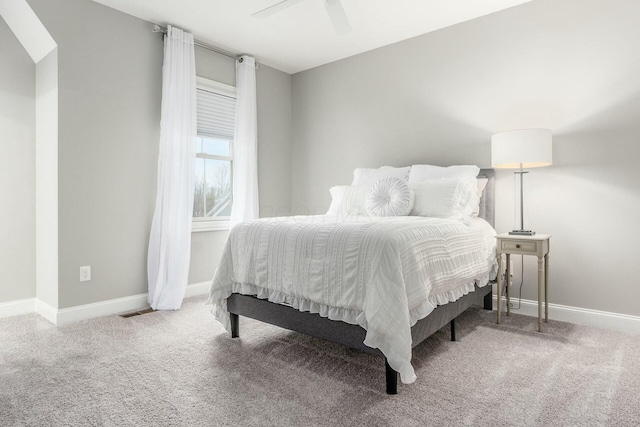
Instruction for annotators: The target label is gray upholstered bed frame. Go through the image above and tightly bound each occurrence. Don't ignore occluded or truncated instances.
[226,169,495,394]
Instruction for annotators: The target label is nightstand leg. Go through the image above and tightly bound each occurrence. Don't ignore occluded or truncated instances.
[537,257,543,332]
[545,253,549,323]
[497,254,502,324]
[506,253,511,316]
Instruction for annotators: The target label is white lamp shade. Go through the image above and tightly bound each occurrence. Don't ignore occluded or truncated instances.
[491,129,552,169]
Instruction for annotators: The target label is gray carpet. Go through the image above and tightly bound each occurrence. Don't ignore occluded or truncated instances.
[1,295,639,427]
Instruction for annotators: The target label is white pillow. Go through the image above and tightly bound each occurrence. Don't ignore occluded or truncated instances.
[408,164,480,184]
[326,185,369,216]
[472,178,489,217]
[366,177,415,217]
[410,179,479,220]
[352,166,411,186]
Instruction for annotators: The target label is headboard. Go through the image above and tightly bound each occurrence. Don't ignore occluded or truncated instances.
[477,168,495,229]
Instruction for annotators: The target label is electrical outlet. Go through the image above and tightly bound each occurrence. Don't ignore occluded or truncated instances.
[80,266,91,282]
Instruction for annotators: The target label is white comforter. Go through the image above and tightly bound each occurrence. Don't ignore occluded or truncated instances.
[207,215,497,384]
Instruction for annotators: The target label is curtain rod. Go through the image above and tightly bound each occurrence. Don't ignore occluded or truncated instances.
[152,24,239,60]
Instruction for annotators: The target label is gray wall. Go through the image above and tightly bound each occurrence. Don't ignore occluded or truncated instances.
[256,64,292,219]
[16,0,635,320]
[291,0,640,316]
[25,0,292,304]
[0,17,36,304]
[29,0,162,309]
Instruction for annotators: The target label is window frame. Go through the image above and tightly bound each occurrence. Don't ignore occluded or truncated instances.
[192,77,236,232]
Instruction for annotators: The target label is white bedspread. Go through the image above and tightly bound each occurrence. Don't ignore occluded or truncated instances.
[206,215,497,384]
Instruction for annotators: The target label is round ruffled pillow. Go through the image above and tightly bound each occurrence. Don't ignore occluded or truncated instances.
[366,177,415,217]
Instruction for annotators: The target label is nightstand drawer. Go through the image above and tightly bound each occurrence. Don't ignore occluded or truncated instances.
[501,240,537,253]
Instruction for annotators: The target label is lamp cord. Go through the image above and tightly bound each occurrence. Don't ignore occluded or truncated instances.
[506,255,525,310]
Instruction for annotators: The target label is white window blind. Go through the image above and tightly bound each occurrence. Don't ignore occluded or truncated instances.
[197,88,236,140]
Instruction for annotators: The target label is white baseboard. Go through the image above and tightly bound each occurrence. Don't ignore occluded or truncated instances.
[6,286,640,333]
[54,281,212,326]
[0,298,36,319]
[493,296,640,333]
[55,293,149,325]
[184,280,210,298]
[1,281,212,326]
[35,299,58,324]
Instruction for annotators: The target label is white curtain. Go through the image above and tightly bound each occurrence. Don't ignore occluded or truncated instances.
[147,26,196,310]
[230,55,259,225]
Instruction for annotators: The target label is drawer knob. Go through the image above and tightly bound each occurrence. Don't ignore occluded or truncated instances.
[516,244,521,249]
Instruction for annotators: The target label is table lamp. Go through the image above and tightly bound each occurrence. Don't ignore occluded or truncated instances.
[491,129,552,236]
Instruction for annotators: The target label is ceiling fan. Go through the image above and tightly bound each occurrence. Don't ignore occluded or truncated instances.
[252,0,352,35]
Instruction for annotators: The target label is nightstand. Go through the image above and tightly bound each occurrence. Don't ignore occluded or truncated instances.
[496,233,551,332]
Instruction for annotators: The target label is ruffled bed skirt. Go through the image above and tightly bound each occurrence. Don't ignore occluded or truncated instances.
[206,263,497,342]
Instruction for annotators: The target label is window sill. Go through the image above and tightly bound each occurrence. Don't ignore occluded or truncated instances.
[192,220,231,233]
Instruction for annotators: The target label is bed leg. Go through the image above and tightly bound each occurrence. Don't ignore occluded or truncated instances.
[483,291,493,311]
[230,313,239,338]
[385,359,398,395]
[450,319,456,342]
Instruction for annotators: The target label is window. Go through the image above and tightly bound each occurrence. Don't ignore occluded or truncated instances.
[193,77,236,232]
[193,136,232,217]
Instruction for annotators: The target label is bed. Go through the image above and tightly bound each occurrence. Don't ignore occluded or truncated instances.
[207,168,496,394]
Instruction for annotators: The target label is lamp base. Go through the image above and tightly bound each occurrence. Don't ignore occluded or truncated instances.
[509,230,536,236]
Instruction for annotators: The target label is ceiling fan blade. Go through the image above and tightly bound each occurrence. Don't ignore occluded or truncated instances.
[252,0,307,18]
[324,0,352,35]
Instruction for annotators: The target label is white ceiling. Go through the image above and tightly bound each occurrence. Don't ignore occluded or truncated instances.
[89,0,533,74]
